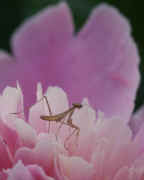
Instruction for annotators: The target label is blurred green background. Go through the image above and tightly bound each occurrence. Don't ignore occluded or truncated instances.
[0,0,143,111]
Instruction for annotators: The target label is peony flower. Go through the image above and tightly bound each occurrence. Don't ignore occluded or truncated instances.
[0,3,140,124]
[0,83,143,180]
[0,2,143,180]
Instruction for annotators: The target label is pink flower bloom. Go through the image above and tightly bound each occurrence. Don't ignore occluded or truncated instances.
[0,3,140,123]
[0,83,143,180]
[0,2,143,180]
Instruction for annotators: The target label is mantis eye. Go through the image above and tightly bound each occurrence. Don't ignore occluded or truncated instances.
[72,103,82,109]
[40,115,46,119]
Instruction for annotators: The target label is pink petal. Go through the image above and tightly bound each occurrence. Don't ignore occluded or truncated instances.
[0,83,24,120]
[29,100,48,134]
[0,136,13,170]
[87,113,142,179]
[59,4,140,121]
[106,143,141,178]
[11,2,73,62]
[29,85,69,134]
[0,120,19,155]
[93,113,132,146]
[129,106,144,136]
[134,123,144,152]
[6,161,34,180]
[113,166,144,180]
[9,118,37,148]
[113,167,131,180]
[65,99,97,160]
[0,85,36,148]
[58,155,95,180]
[132,153,144,169]
[72,99,96,134]
[15,134,66,176]
[6,161,54,180]
[0,3,139,122]
[0,171,7,180]
[28,165,55,180]
[0,50,14,65]
[91,135,140,179]
[0,51,16,91]
[0,3,73,115]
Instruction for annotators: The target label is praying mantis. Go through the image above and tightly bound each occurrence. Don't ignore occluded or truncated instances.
[39,96,82,147]
[10,95,83,148]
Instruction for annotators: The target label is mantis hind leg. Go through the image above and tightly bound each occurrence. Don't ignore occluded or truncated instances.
[55,117,66,140]
[64,109,80,148]
[64,127,80,149]
[64,119,80,149]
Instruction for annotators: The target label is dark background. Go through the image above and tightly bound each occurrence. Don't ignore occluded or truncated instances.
[0,0,143,111]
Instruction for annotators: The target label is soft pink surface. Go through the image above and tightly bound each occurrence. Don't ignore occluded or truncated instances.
[0,3,140,121]
[129,106,144,137]
[1,161,54,180]
[0,84,144,180]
